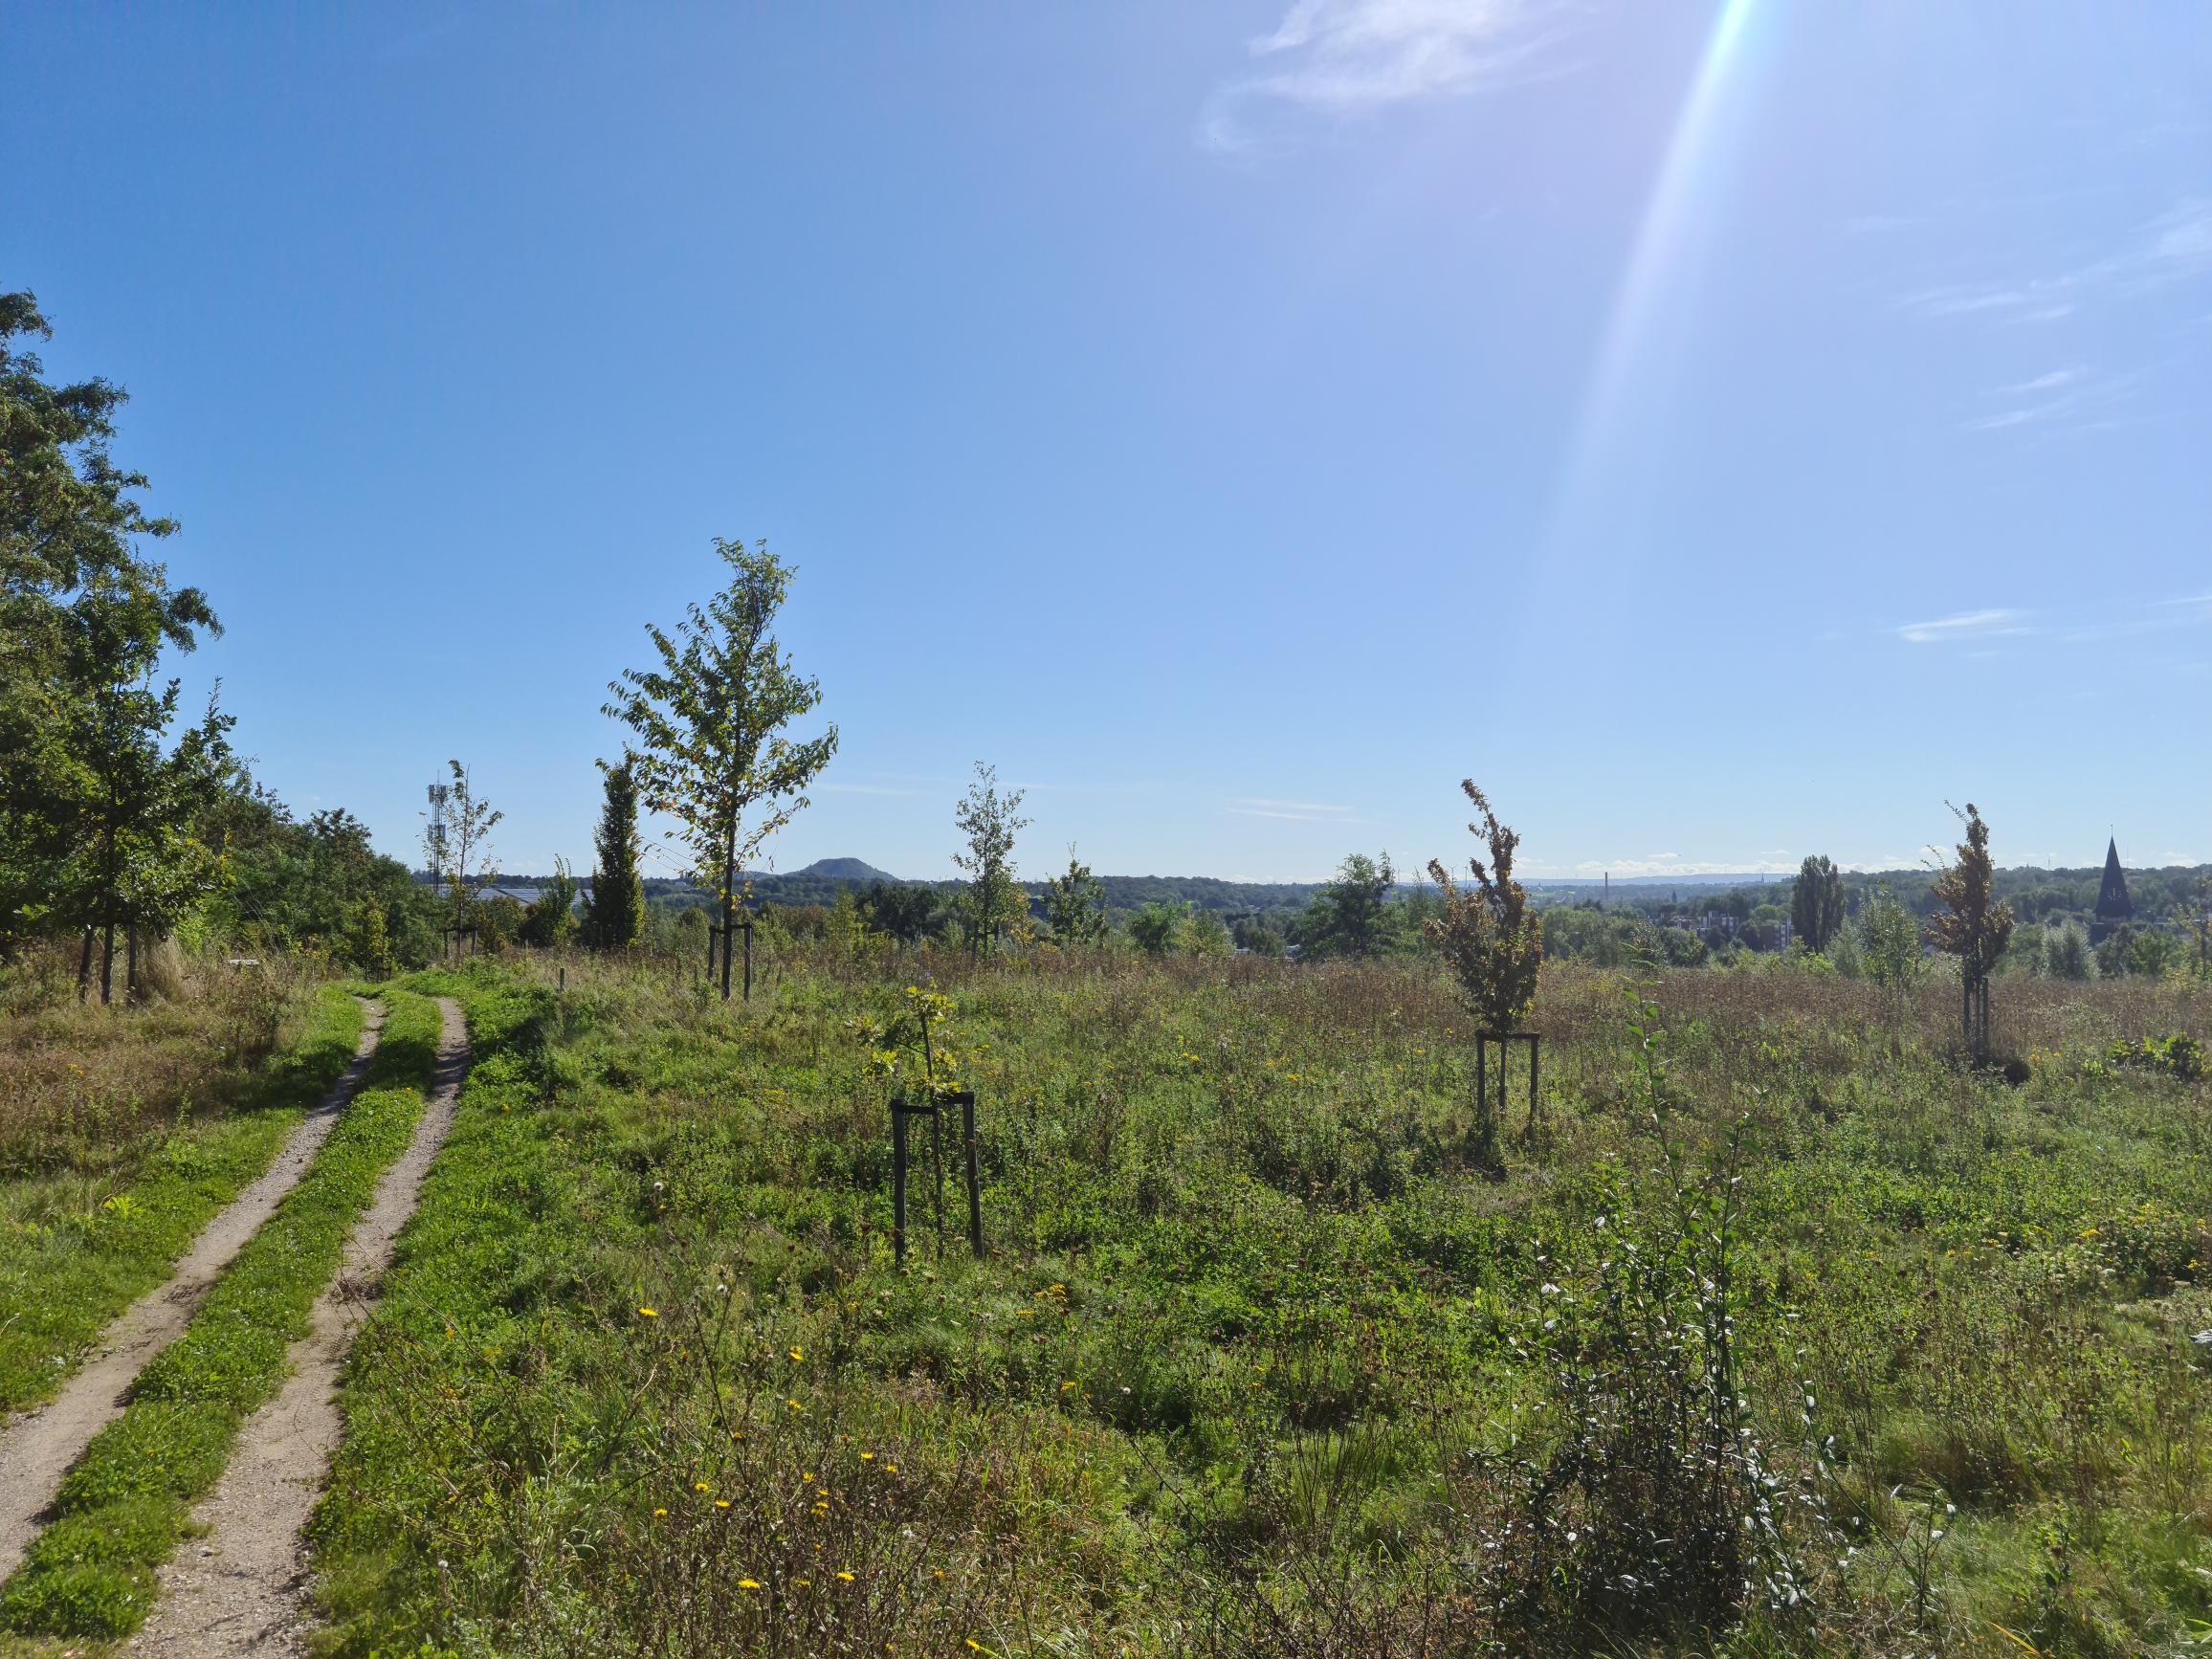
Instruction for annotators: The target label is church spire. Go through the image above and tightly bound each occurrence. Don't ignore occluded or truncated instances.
[2091,836,2132,944]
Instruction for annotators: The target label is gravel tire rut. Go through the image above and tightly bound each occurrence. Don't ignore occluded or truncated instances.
[0,997,388,1586]
[134,996,472,1659]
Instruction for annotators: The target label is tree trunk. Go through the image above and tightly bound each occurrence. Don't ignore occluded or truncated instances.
[126,928,139,1004]
[97,823,121,1006]
[719,818,737,1004]
[77,926,96,1003]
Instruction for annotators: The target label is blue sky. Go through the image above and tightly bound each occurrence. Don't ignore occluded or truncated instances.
[9,2,2208,882]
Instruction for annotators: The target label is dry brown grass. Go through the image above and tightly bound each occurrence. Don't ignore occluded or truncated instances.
[0,943,319,1177]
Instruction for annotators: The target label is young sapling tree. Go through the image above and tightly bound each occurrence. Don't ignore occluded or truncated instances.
[606,539,837,1001]
[1426,780,1544,1167]
[1928,802,2013,1060]
[951,763,1029,957]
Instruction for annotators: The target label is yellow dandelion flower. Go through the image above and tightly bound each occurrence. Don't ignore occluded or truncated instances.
[795,1577,812,1587]
[739,1578,763,1591]
[715,1499,731,1509]
[786,1398,804,1411]
[1058,1380,1077,1392]
[859,1450,876,1461]
[803,1471,814,1482]
[638,1307,658,1318]
[837,1570,856,1582]
[653,1508,668,1517]
[695,1481,711,1492]
[789,1346,806,1361]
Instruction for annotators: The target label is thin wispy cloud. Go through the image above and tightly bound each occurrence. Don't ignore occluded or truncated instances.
[1903,196,2212,324]
[1962,365,2144,436]
[1896,608,2034,646]
[1893,594,2210,649]
[2062,590,2212,643]
[1200,0,1572,154]
[1990,367,2083,397]
[1228,796,1360,824]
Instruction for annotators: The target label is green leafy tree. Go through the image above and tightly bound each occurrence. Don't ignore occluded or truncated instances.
[346,896,396,977]
[2125,927,2183,979]
[951,763,1029,956]
[2179,874,2211,981]
[520,857,580,947]
[1426,782,1544,1166]
[1299,852,1399,960]
[1789,854,1846,954]
[1183,905,1233,957]
[1127,899,1185,957]
[582,757,646,950]
[1234,916,1286,957]
[1857,885,1927,1043]
[1,294,224,976]
[606,540,837,1000]
[1928,802,2014,1059]
[54,582,233,1001]
[1042,845,1108,947]
[472,893,524,954]
[862,881,942,946]
[2041,919,2095,982]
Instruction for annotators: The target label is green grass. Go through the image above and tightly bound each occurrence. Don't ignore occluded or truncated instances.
[0,989,442,1643]
[0,984,365,1411]
[302,954,2212,1656]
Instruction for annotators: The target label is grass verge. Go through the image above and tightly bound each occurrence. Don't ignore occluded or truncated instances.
[0,989,442,1642]
[0,984,365,1411]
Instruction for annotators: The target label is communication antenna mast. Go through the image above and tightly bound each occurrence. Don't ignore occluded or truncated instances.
[425,782,452,883]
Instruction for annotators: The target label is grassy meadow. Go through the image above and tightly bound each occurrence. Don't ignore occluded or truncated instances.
[0,963,364,1412]
[1,989,443,1641]
[276,946,2211,1657]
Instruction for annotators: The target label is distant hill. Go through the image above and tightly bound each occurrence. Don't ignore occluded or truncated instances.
[791,857,898,883]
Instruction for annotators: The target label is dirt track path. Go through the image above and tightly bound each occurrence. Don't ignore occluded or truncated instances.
[135,996,471,1659]
[0,998,387,1585]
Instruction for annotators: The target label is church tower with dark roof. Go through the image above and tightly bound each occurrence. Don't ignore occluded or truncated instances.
[2090,836,2132,945]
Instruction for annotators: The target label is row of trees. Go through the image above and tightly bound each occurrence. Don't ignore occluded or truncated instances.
[0,294,240,1000]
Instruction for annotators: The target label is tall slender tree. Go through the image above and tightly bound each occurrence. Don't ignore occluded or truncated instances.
[1790,853,1846,954]
[1928,802,2014,1059]
[606,540,837,1001]
[583,755,647,950]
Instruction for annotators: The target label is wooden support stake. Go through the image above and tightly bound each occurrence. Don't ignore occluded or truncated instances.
[960,1091,983,1258]
[893,1102,909,1267]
